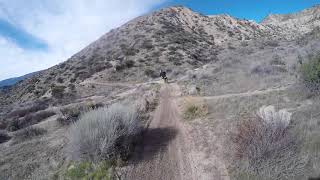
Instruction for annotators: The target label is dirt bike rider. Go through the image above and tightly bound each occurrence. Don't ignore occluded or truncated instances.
[160,70,168,82]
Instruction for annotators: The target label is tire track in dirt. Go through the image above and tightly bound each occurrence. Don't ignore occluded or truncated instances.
[125,84,195,180]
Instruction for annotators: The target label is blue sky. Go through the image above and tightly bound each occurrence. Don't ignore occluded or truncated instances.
[0,0,320,80]
[0,19,48,50]
[0,0,164,80]
[159,0,320,22]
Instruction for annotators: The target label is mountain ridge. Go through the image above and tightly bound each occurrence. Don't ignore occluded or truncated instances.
[1,5,320,107]
[0,72,38,88]
[3,5,320,87]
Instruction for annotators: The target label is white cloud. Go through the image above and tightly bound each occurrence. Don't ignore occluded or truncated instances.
[0,0,165,80]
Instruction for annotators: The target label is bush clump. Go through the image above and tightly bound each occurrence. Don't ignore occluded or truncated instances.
[68,103,142,162]
[141,40,154,50]
[64,161,116,180]
[144,68,158,78]
[0,130,11,143]
[183,103,207,120]
[8,101,49,118]
[6,118,21,131]
[183,98,207,120]
[231,106,307,179]
[13,127,47,143]
[124,60,135,68]
[301,55,320,93]
[58,103,103,126]
[51,85,66,99]
[7,111,55,131]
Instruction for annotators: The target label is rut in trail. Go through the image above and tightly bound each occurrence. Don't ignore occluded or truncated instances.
[125,84,195,180]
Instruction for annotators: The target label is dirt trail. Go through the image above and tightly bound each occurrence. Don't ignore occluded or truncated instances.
[201,85,290,100]
[81,80,160,87]
[125,84,196,180]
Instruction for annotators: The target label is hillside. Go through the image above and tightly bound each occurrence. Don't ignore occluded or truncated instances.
[1,5,320,180]
[0,72,37,88]
[2,6,320,105]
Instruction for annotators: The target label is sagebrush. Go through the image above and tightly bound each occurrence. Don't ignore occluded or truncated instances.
[68,103,142,162]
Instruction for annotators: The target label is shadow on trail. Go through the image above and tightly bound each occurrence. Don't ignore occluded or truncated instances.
[130,127,178,164]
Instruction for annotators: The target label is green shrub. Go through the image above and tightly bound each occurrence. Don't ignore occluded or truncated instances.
[68,103,142,162]
[64,161,114,180]
[301,55,320,93]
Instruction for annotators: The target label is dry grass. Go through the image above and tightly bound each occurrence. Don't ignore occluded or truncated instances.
[292,104,320,179]
[68,103,142,162]
[183,97,208,120]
